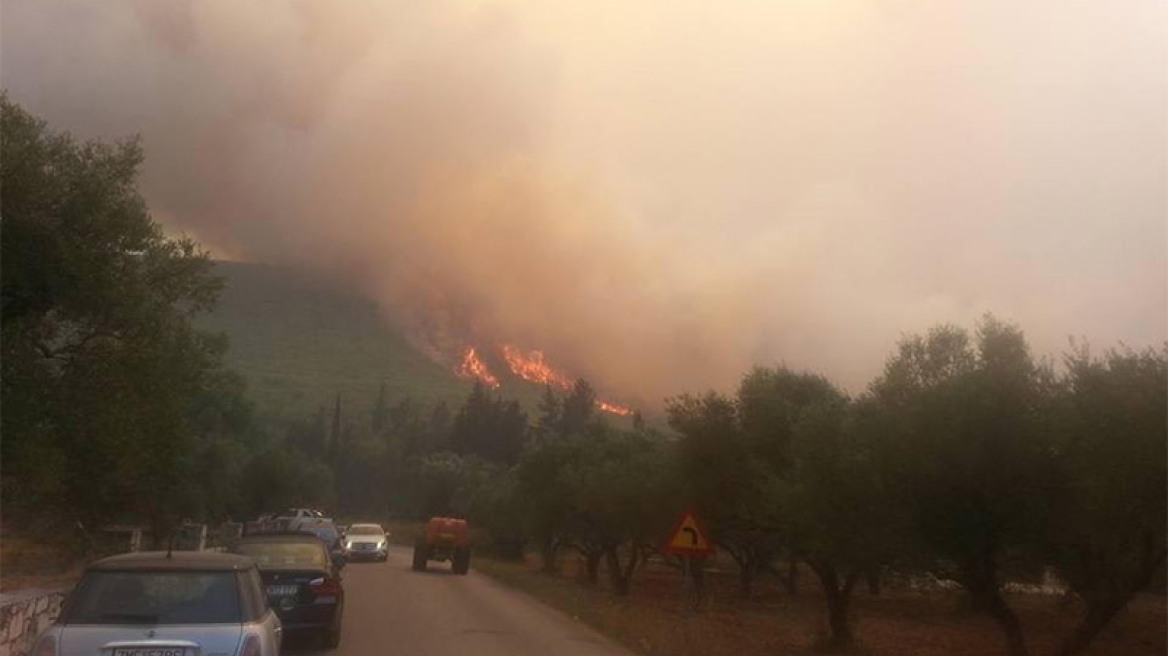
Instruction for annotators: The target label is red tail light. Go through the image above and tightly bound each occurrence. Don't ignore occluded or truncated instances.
[309,576,341,596]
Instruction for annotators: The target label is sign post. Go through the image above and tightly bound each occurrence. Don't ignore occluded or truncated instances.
[663,508,714,610]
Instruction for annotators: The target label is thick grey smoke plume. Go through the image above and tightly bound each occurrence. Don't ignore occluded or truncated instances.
[4,0,1165,407]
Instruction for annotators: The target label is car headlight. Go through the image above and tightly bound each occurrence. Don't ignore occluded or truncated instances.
[345,541,353,550]
[378,541,386,549]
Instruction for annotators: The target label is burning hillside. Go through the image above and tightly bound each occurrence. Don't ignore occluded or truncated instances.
[454,343,634,416]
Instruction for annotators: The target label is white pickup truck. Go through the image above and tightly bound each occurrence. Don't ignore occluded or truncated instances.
[273,508,333,532]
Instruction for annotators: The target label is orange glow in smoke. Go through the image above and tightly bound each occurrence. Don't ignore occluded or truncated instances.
[456,346,500,388]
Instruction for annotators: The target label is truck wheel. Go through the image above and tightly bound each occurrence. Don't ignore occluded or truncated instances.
[453,547,470,575]
[412,538,428,571]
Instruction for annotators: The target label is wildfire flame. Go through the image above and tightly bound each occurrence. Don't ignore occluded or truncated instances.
[596,400,635,417]
[456,346,500,388]
[501,344,633,416]
[500,345,573,390]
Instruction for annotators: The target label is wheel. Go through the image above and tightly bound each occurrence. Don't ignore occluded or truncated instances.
[453,547,470,575]
[412,538,428,571]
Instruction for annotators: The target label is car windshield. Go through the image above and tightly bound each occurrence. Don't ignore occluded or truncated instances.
[348,526,383,536]
[64,571,240,625]
[237,542,327,568]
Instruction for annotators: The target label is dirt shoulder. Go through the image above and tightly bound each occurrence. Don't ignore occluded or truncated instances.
[472,553,1166,656]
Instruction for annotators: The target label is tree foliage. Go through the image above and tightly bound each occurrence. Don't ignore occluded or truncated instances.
[1,95,247,540]
[1046,344,1167,656]
[449,382,528,464]
[866,318,1057,655]
[669,369,897,646]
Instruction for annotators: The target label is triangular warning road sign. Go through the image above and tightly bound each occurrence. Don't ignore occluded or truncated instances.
[664,508,715,556]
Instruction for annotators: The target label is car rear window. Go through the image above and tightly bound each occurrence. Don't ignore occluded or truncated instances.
[236,541,327,567]
[64,571,241,624]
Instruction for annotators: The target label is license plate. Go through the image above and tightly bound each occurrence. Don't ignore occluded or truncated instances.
[267,584,298,596]
[112,649,186,656]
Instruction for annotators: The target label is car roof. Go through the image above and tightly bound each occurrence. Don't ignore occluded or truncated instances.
[88,551,254,572]
[349,523,384,530]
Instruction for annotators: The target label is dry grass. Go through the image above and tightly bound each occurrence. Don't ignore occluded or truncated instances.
[473,553,1166,656]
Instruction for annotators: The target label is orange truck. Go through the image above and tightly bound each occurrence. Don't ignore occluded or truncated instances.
[412,517,471,574]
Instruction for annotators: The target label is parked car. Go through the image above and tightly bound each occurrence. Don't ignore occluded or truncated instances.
[32,551,281,656]
[272,508,332,532]
[232,533,345,649]
[344,523,389,562]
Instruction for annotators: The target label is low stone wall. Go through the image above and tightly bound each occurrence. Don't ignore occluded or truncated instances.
[0,588,68,656]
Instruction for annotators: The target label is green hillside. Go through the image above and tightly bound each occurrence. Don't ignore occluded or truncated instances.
[198,261,547,422]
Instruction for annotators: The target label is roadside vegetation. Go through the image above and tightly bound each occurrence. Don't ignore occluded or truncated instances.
[472,552,1165,656]
[2,97,1163,656]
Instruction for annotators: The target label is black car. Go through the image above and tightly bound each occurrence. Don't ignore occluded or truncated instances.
[233,533,345,649]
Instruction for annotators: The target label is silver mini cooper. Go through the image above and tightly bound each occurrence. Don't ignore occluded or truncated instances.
[32,551,281,656]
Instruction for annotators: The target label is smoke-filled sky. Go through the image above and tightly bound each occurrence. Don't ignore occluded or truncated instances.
[4,0,1165,407]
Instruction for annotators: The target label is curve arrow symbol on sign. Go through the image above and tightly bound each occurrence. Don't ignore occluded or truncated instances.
[664,508,714,556]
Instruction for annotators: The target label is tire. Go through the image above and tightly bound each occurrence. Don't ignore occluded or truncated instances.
[412,538,428,571]
[453,547,470,575]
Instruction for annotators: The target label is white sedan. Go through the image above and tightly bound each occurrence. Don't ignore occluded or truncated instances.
[343,523,390,562]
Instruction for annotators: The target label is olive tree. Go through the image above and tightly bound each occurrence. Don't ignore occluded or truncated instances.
[1,95,241,541]
[867,317,1056,656]
[1046,344,1167,656]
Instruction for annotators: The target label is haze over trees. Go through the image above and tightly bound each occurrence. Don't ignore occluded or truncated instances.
[1,98,1162,656]
[665,319,1165,655]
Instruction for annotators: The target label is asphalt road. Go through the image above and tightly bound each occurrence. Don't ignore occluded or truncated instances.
[285,545,632,656]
